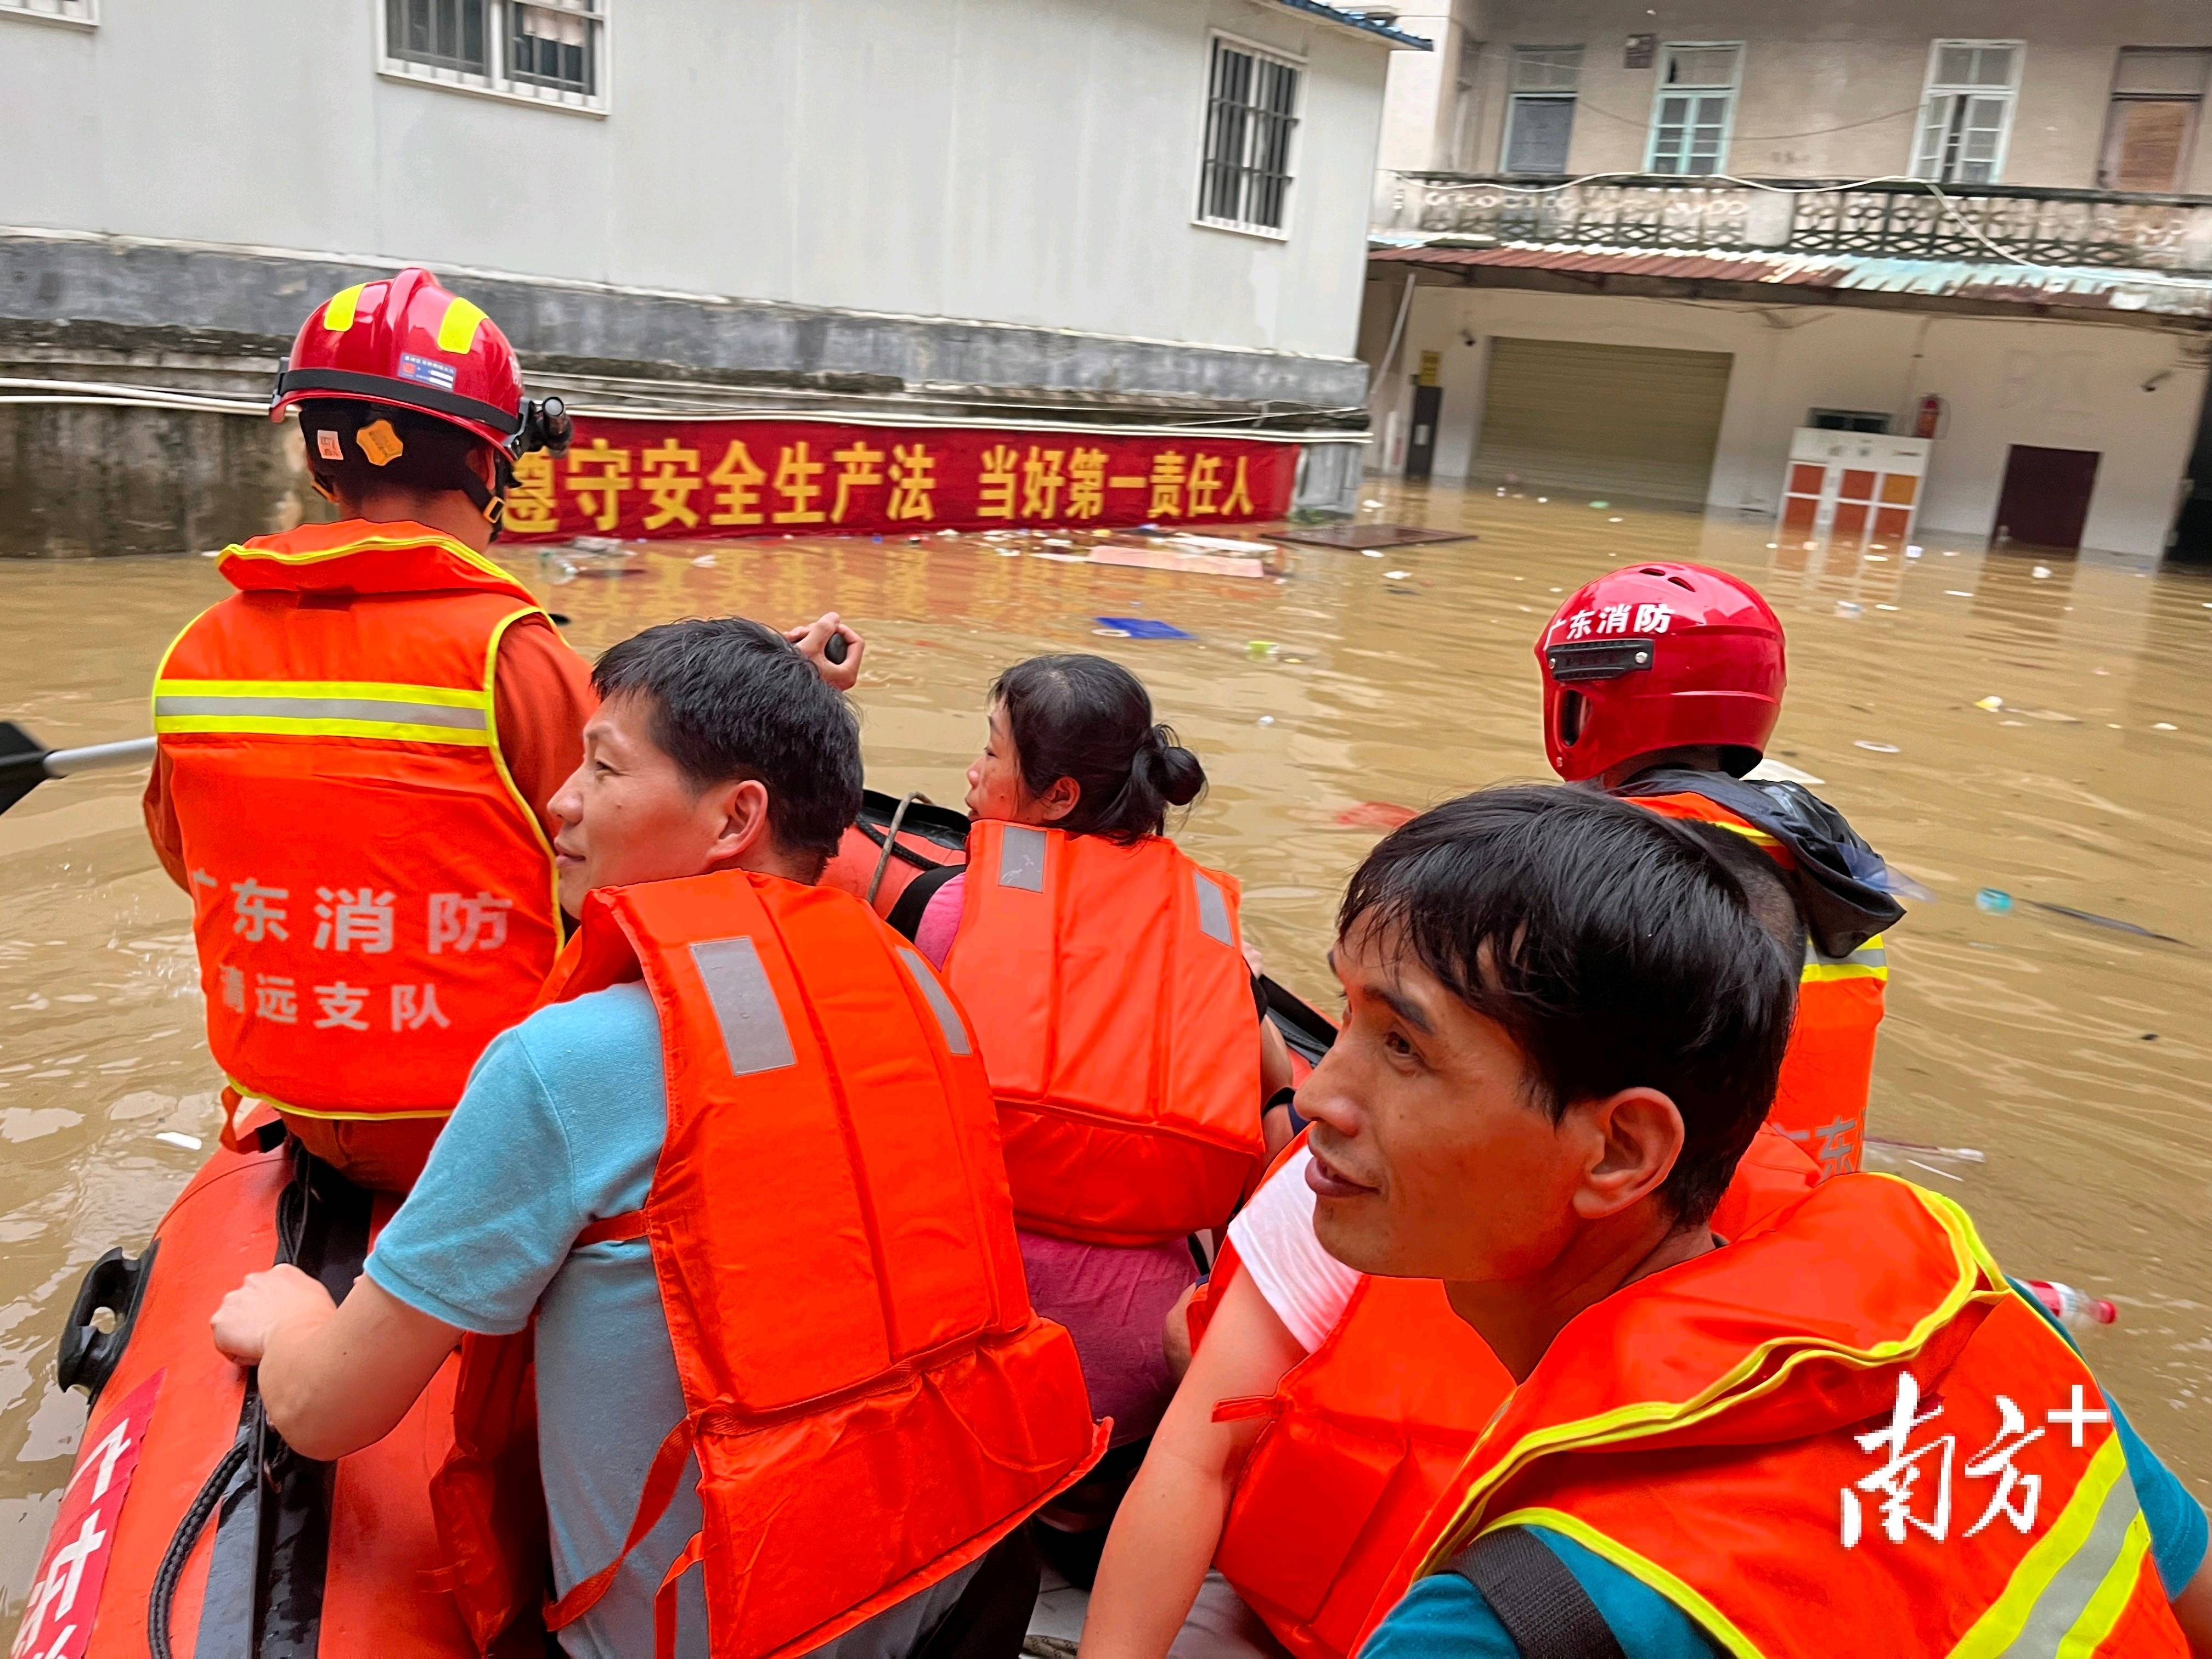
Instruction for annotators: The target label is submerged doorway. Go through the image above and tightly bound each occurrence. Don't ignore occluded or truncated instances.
[1993,444,2100,550]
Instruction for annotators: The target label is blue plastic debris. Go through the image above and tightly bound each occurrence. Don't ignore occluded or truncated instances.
[1094,617,1195,640]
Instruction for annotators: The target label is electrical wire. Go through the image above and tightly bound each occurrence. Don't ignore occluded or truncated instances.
[1567,99,1931,143]
[1406,170,2212,290]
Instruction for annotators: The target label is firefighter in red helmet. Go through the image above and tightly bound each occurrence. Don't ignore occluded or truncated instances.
[141,269,597,1190]
[1537,562,1904,1176]
[144,269,866,1190]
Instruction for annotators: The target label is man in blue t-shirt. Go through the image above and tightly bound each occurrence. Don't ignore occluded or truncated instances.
[1276,787,2212,1658]
[209,617,1031,1659]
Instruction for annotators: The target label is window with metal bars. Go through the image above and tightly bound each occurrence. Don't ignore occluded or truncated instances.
[1,0,96,24]
[1197,36,1301,236]
[1913,41,2020,185]
[382,0,603,110]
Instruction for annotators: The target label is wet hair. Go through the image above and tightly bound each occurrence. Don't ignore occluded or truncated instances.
[991,654,1205,843]
[1338,785,1797,1226]
[592,618,863,880]
[295,399,492,503]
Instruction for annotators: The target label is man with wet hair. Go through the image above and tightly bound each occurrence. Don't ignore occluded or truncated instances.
[212,618,1096,1659]
[1301,787,2211,1657]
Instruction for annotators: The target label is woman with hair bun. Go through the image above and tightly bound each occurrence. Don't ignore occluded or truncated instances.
[911,654,1286,1575]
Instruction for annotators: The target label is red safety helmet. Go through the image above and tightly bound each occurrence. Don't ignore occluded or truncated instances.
[1535,562,1786,783]
[270,268,567,465]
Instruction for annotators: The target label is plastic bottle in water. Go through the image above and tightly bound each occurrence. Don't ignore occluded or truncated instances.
[2024,1280,2118,1331]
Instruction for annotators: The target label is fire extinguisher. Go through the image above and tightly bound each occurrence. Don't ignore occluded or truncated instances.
[1914,394,1944,440]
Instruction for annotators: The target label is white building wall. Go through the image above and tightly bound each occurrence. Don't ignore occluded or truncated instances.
[0,0,1393,361]
[1371,282,2207,557]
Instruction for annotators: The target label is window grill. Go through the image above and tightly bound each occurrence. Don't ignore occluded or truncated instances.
[1198,37,1301,235]
[382,0,603,111]
[1,0,96,22]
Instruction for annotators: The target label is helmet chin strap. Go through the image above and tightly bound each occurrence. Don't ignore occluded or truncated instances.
[467,455,513,541]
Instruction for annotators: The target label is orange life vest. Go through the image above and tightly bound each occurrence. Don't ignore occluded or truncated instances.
[435,870,1104,1658]
[1408,1175,2187,1658]
[153,520,562,1126]
[1198,1126,1820,1659]
[1630,789,1886,1176]
[944,822,1265,1245]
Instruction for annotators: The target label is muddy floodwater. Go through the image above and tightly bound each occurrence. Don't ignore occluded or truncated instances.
[6,484,2212,1617]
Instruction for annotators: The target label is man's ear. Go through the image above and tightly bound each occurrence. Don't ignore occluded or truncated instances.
[704,778,777,870]
[1035,775,1081,824]
[1567,1087,1685,1221]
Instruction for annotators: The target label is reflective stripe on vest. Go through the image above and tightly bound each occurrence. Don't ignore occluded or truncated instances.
[1954,1434,2147,1657]
[1804,933,1888,984]
[153,679,494,746]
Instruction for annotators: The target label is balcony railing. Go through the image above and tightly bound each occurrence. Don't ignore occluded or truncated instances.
[1377,173,2212,275]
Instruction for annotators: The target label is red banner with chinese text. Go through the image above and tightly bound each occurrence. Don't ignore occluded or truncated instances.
[12,1371,161,1659]
[500,418,1300,543]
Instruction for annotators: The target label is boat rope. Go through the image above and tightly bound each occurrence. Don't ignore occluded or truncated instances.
[146,1431,252,1659]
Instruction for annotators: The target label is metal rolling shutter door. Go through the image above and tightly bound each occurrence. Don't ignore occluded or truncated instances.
[1476,337,1734,505]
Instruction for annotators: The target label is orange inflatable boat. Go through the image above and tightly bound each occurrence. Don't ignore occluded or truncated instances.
[22,1132,485,1659]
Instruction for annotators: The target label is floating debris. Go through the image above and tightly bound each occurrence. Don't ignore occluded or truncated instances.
[1090,543,1266,579]
[1335,802,1418,830]
[1854,741,1901,753]
[1745,758,1825,786]
[1093,618,1195,641]
[2025,901,2187,945]
[155,1131,202,1152]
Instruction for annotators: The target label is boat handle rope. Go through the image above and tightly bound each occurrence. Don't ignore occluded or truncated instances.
[149,1143,315,1658]
[147,1432,252,1659]
[865,792,927,909]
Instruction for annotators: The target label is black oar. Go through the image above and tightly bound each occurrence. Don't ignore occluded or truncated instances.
[0,722,156,816]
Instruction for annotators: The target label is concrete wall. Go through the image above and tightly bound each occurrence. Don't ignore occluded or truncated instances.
[1376,2,1480,172]
[1367,278,2209,557]
[0,0,1394,364]
[1397,0,2212,190]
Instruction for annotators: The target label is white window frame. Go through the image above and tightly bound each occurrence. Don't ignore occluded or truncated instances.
[380,0,611,119]
[1500,46,1583,174]
[0,0,96,29]
[1643,42,1743,175]
[1912,40,2023,185]
[1192,30,1305,242]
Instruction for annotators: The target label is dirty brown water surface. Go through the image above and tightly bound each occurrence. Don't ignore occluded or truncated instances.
[4,483,2212,1620]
